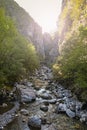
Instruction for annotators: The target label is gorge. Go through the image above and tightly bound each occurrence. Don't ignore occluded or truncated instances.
[0,0,87,130]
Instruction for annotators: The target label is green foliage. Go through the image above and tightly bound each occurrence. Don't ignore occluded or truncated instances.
[54,0,87,101]
[0,8,39,87]
[53,26,87,88]
[58,0,87,42]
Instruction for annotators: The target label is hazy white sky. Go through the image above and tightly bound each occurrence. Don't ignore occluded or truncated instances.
[15,0,62,33]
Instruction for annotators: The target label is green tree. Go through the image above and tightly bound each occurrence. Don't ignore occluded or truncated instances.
[0,8,39,87]
[53,26,87,88]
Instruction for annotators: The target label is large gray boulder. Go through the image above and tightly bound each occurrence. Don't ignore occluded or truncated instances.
[28,116,41,130]
[16,85,36,103]
[40,93,52,100]
[66,109,75,118]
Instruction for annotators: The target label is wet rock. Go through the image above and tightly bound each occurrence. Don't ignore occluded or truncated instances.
[80,111,87,123]
[21,94,36,103]
[28,116,41,129]
[20,109,29,116]
[40,105,48,112]
[16,85,36,103]
[56,103,66,113]
[57,92,64,98]
[67,102,76,112]
[62,90,72,98]
[37,89,46,97]
[48,99,57,104]
[40,93,52,100]
[38,88,46,94]
[66,109,75,118]
[76,101,82,111]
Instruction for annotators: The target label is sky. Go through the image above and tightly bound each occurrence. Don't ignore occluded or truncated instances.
[15,0,62,33]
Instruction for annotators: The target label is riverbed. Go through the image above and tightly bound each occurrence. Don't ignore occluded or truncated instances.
[1,66,87,130]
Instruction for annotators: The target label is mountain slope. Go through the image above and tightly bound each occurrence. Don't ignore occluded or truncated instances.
[0,0,45,59]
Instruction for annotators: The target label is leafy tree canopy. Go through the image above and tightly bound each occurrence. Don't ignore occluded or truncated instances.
[0,8,39,87]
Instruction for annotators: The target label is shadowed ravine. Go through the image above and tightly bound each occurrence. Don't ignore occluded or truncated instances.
[0,0,87,130]
[2,66,87,130]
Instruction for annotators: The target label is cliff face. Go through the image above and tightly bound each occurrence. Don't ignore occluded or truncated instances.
[58,0,87,52]
[0,0,45,58]
[43,32,59,65]
[0,0,59,63]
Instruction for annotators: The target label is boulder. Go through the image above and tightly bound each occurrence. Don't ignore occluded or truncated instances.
[16,85,36,103]
[40,93,52,100]
[56,103,67,113]
[37,89,52,99]
[66,109,75,118]
[62,90,72,98]
[37,89,46,97]
[40,105,48,112]
[48,99,57,104]
[28,116,41,130]
[80,111,87,123]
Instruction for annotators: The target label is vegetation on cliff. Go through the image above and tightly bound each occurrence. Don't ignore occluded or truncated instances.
[0,0,45,59]
[53,0,87,100]
[0,8,39,87]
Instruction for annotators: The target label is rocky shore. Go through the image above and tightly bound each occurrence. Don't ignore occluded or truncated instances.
[0,66,87,130]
